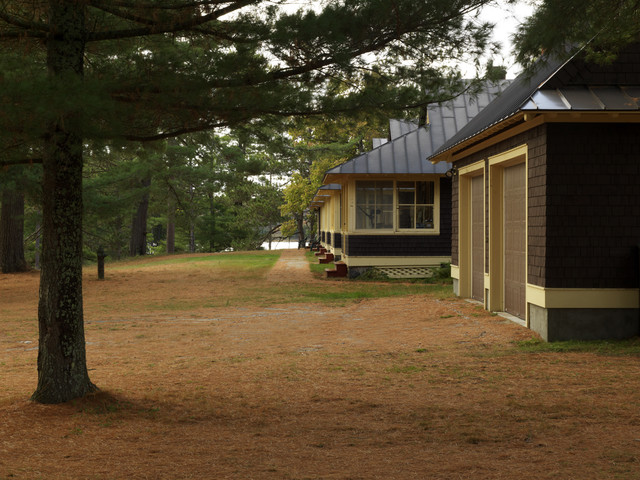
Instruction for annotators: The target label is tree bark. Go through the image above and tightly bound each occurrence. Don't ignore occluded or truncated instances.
[296,214,305,249]
[0,189,28,273]
[32,1,96,404]
[189,218,196,253]
[129,177,151,256]
[166,195,175,254]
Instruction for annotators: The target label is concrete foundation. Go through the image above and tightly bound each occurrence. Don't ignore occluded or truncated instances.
[452,278,459,296]
[529,304,640,342]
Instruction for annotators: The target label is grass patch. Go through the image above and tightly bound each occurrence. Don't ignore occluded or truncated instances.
[515,336,640,356]
[306,251,333,275]
[106,251,280,272]
[261,281,454,305]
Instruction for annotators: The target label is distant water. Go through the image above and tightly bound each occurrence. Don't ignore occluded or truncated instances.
[260,238,299,250]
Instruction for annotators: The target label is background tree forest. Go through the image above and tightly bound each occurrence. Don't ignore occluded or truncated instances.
[1,111,392,270]
[0,0,537,403]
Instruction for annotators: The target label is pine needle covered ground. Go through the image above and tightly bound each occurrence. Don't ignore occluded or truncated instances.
[1,249,639,479]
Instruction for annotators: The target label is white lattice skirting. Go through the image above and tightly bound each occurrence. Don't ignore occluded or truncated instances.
[377,266,435,278]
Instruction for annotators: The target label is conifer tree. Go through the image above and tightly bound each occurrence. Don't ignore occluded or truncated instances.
[512,0,640,69]
[0,0,496,403]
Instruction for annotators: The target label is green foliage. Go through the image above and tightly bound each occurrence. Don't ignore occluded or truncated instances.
[356,268,391,281]
[512,0,640,70]
[515,337,640,356]
[280,113,389,239]
[431,263,452,282]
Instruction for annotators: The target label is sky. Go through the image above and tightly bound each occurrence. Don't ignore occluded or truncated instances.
[276,1,540,79]
[474,0,539,78]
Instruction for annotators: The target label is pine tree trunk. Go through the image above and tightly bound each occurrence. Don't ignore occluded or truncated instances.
[0,189,28,273]
[166,195,175,254]
[189,219,196,253]
[129,177,151,256]
[34,214,41,270]
[297,215,305,249]
[33,0,96,403]
[208,193,215,253]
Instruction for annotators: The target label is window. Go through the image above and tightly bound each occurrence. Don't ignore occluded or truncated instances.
[397,181,434,229]
[355,180,436,231]
[355,181,393,229]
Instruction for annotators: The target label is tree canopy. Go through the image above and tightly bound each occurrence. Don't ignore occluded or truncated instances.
[0,0,499,403]
[512,0,640,69]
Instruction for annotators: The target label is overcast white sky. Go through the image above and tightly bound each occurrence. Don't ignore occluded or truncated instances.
[468,0,539,78]
[274,1,540,78]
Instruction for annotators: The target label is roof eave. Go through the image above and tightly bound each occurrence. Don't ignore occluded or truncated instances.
[430,112,526,164]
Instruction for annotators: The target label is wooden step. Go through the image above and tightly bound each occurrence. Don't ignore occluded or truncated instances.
[314,248,327,256]
[318,253,334,264]
[325,261,348,278]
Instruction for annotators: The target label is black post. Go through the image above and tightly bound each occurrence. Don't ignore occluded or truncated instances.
[97,246,107,280]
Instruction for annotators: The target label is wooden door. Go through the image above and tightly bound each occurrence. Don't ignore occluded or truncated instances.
[503,163,526,318]
[471,175,484,302]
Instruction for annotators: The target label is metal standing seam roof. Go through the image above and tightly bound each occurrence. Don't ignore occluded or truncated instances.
[430,45,640,161]
[311,183,341,205]
[323,80,512,179]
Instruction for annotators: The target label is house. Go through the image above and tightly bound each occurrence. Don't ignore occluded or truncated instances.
[429,43,640,341]
[313,81,511,278]
[311,183,342,257]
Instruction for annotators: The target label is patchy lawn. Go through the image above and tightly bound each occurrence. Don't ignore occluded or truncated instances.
[1,249,639,479]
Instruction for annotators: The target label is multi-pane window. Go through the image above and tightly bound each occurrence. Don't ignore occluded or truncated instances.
[355,181,393,229]
[355,180,436,230]
[397,181,435,229]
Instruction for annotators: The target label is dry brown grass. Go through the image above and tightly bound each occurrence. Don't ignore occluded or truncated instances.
[1,249,639,479]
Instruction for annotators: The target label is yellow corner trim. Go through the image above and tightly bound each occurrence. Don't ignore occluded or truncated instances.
[527,284,640,309]
[451,265,460,279]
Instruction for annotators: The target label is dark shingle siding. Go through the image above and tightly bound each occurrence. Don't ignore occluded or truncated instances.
[544,123,640,289]
[345,233,451,257]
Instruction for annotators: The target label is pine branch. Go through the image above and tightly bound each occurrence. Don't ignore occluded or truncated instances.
[87,0,256,42]
[0,158,43,167]
[0,4,49,33]
[123,122,230,142]
[89,0,236,10]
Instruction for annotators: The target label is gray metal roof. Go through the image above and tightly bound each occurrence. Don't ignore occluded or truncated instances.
[522,86,640,111]
[389,119,419,140]
[318,183,341,191]
[430,43,640,161]
[324,80,512,178]
[372,138,388,148]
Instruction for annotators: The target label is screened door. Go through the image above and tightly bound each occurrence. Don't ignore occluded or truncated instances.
[471,175,484,302]
[503,163,526,318]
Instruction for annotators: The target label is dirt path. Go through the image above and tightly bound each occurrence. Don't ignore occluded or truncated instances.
[1,251,639,480]
[265,248,314,283]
